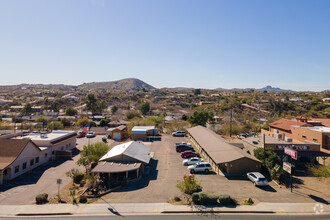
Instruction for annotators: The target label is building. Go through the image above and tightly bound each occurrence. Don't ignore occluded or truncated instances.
[108,119,129,128]
[242,135,329,165]
[14,130,77,159]
[106,125,128,141]
[265,117,330,152]
[187,126,261,175]
[92,141,151,185]
[131,126,158,141]
[0,139,46,184]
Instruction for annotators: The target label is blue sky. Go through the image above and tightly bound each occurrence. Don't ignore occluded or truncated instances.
[0,0,329,91]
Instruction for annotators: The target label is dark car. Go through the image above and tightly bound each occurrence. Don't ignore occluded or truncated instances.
[176,144,194,152]
[181,151,200,158]
[77,131,87,138]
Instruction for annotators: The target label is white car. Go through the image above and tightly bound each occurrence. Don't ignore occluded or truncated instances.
[182,157,203,166]
[188,162,211,173]
[86,132,96,138]
[172,131,186,137]
[247,172,268,186]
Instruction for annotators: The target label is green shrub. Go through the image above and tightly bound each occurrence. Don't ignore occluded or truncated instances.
[176,174,201,195]
[308,165,330,178]
[79,196,87,203]
[219,194,236,206]
[192,192,219,205]
[244,198,254,205]
[36,193,48,204]
[174,196,181,202]
[80,179,86,187]
[192,193,200,204]
[73,173,85,184]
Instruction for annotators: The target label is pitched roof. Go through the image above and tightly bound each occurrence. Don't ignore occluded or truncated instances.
[269,119,310,132]
[100,141,151,164]
[310,118,330,128]
[92,161,141,173]
[0,139,40,170]
[187,126,260,164]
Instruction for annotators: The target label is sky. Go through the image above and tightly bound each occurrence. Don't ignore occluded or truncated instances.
[0,0,330,91]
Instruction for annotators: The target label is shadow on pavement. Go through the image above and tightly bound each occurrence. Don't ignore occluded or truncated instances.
[259,185,277,192]
[0,148,79,193]
[113,159,159,192]
[309,195,329,205]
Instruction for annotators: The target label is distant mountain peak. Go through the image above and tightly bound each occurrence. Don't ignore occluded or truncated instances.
[78,78,155,91]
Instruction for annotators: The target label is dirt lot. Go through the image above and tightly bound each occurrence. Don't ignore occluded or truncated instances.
[98,135,330,204]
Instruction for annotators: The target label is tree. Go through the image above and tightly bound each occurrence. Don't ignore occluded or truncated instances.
[254,147,281,172]
[100,118,110,127]
[21,103,33,115]
[75,117,91,127]
[193,89,201,96]
[111,105,118,114]
[140,102,150,115]
[48,121,64,130]
[51,100,60,112]
[36,117,49,124]
[125,110,141,120]
[65,107,78,116]
[188,111,213,126]
[61,118,71,127]
[77,142,110,174]
[85,94,106,115]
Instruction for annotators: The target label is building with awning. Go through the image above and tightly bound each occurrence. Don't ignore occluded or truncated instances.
[92,141,151,183]
[131,126,158,141]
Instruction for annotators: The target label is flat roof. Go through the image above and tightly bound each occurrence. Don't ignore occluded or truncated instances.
[132,126,155,131]
[302,126,330,133]
[242,135,319,147]
[15,130,76,143]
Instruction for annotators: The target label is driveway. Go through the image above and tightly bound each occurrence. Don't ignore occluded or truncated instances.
[0,135,113,205]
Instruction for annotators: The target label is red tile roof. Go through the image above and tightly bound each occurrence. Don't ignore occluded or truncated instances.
[269,119,310,132]
[310,118,330,128]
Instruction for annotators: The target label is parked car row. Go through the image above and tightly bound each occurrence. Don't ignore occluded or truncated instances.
[237,132,257,139]
[77,131,96,138]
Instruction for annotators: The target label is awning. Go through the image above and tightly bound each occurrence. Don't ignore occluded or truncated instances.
[92,161,141,173]
[274,150,330,157]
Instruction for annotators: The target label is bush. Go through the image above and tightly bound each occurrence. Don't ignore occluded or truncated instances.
[36,193,48,204]
[192,192,219,205]
[219,194,237,206]
[174,196,181,202]
[80,179,86,187]
[73,173,85,184]
[79,196,87,203]
[308,165,330,178]
[176,174,201,195]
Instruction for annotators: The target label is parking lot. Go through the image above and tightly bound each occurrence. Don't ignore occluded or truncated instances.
[0,135,113,205]
[100,135,330,204]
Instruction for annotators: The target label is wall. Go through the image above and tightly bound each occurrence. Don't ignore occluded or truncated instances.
[226,158,261,174]
[291,127,330,151]
[131,133,147,141]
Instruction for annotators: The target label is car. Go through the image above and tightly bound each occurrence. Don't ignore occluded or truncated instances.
[182,157,203,166]
[188,162,211,173]
[180,150,200,158]
[172,130,186,137]
[176,144,194,152]
[237,133,248,139]
[247,172,268,186]
[86,132,96,138]
[175,141,191,146]
[77,131,87,138]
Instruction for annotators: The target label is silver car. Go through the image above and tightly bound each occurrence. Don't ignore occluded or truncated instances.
[247,172,268,186]
[182,157,203,166]
[86,132,96,138]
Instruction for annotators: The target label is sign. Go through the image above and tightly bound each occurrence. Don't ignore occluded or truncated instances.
[284,147,298,160]
[283,162,292,174]
[57,178,62,185]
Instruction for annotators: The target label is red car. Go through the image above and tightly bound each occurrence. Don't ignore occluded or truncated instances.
[77,131,87,138]
[181,151,200,158]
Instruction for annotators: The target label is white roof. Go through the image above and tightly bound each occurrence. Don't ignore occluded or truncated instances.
[303,126,330,133]
[100,141,151,164]
[131,126,155,131]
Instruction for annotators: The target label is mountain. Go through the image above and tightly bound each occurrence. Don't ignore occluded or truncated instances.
[259,85,290,91]
[78,78,155,91]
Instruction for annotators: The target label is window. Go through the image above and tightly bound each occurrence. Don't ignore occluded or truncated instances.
[35,157,39,163]
[3,169,7,175]
[45,153,47,158]
[52,151,55,155]
[23,162,27,170]
[15,165,19,173]
[313,138,318,142]
[302,136,306,138]
[30,159,34,166]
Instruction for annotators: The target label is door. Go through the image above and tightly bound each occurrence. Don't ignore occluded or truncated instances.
[113,132,121,141]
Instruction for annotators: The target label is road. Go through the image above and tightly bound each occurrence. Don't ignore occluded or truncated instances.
[0,214,329,220]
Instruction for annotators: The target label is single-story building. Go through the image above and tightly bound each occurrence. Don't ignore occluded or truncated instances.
[131,126,158,141]
[106,125,128,141]
[92,141,151,184]
[187,126,261,175]
[108,119,129,128]
[0,139,47,184]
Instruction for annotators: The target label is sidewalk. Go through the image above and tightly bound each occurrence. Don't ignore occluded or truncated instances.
[0,202,329,216]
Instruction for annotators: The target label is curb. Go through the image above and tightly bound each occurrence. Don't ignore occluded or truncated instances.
[16,212,72,216]
[162,211,275,214]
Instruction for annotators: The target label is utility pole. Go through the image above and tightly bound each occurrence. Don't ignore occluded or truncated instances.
[229,109,233,137]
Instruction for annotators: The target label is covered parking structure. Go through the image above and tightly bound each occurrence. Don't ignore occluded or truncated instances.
[187,126,261,175]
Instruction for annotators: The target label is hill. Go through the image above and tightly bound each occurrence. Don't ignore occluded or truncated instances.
[78,78,155,91]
